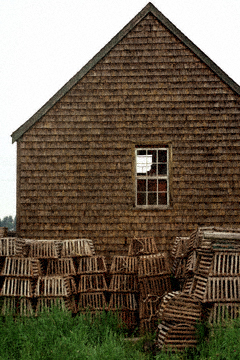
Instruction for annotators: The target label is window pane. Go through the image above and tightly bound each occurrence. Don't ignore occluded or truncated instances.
[158,150,167,163]
[147,150,157,163]
[158,164,167,175]
[148,179,157,191]
[137,179,146,192]
[147,163,156,176]
[158,179,167,192]
[137,155,152,175]
[137,192,146,205]
[158,192,167,205]
[148,193,157,205]
[137,150,146,156]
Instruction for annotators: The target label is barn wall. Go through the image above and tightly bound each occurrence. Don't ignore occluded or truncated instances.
[17,14,240,261]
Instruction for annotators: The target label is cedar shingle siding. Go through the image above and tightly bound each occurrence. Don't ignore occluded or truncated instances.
[12,4,240,261]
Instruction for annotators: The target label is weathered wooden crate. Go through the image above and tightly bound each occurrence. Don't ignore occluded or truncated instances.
[139,294,161,320]
[186,250,197,274]
[1,277,34,297]
[160,293,202,325]
[19,298,34,316]
[78,274,108,293]
[29,240,61,258]
[46,258,76,276]
[158,323,197,350]
[61,239,95,257]
[138,275,171,299]
[110,256,138,274]
[182,277,194,294]
[36,296,77,313]
[206,277,240,302]
[34,276,75,297]
[1,257,42,277]
[140,317,159,335]
[171,237,190,259]
[108,293,138,311]
[208,302,240,324]
[138,253,171,277]
[1,297,17,315]
[191,275,208,301]
[171,258,187,279]
[128,237,158,256]
[110,309,138,330]
[77,256,107,274]
[158,291,181,319]
[210,252,240,276]
[109,274,138,292]
[78,292,107,311]
[195,251,214,275]
[0,238,25,257]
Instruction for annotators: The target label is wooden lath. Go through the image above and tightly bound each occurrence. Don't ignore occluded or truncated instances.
[78,292,107,311]
[36,296,77,313]
[139,294,161,320]
[77,256,107,274]
[158,323,197,350]
[160,293,202,325]
[0,238,25,257]
[46,258,76,276]
[109,274,138,292]
[1,297,16,315]
[138,253,171,277]
[34,276,74,297]
[210,252,240,276]
[195,251,214,275]
[208,302,240,324]
[171,237,190,259]
[29,240,61,258]
[206,277,240,302]
[1,257,42,277]
[1,277,34,297]
[191,275,208,301]
[108,293,138,311]
[61,239,95,257]
[78,274,108,293]
[19,298,34,316]
[138,275,171,299]
[110,256,138,274]
[128,237,158,256]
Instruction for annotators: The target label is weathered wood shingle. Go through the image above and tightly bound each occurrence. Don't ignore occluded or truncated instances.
[13,5,240,260]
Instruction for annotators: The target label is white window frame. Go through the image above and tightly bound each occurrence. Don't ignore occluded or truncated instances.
[135,147,169,208]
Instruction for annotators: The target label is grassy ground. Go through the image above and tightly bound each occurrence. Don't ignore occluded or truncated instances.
[1,307,240,359]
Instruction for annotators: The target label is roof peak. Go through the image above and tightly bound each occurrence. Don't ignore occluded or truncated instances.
[12,2,240,143]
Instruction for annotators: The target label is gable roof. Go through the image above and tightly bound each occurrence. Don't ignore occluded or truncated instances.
[12,2,240,143]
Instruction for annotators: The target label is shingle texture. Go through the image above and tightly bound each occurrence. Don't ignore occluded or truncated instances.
[16,12,240,259]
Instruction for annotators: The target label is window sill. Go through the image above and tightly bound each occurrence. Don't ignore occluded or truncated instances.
[133,205,172,210]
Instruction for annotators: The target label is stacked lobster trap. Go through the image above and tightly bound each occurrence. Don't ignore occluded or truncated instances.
[77,255,108,314]
[0,237,37,315]
[172,227,240,325]
[108,255,138,329]
[158,292,202,351]
[0,237,98,315]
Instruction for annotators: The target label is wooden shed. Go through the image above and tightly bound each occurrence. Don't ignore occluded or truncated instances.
[12,3,240,261]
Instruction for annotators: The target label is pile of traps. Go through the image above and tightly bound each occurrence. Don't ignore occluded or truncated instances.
[108,237,172,333]
[171,227,240,324]
[0,237,96,315]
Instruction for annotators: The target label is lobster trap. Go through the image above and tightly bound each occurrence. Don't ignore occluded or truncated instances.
[61,239,95,257]
[0,238,25,257]
[128,237,158,256]
[77,256,107,274]
[1,277,35,297]
[138,253,171,277]
[34,276,76,297]
[138,275,171,299]
[158,322,197,351]
[29,240,61,258]
[78,274,108,293]
[78,292,107,311]
[46,258,76,276]
[110,256,138,274]
[1,257,42,277]
[109,274,138,293]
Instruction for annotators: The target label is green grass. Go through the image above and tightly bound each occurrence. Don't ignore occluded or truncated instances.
[1,308,240,360]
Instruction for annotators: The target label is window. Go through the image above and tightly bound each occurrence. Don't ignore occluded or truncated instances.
[135,146,169,207]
